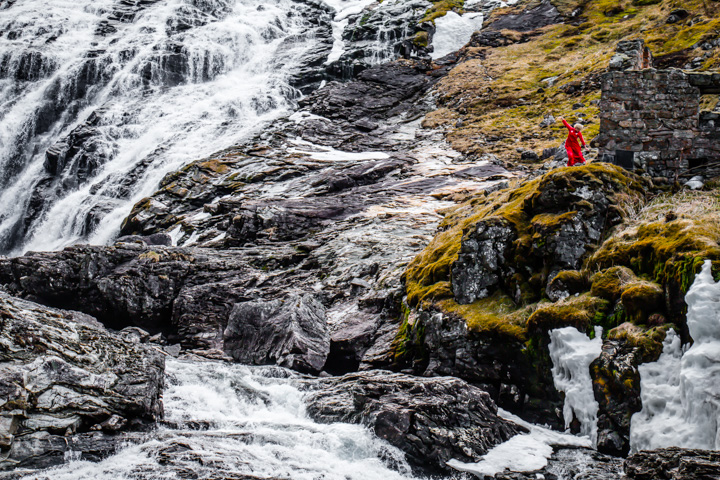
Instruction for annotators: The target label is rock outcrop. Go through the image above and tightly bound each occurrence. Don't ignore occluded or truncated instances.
[0,291,163,471]
[304,370,524,474]
[224,294,330,374]
[624,447,720,480]
[590,339,643,456]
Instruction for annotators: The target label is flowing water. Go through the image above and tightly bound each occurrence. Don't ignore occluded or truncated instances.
[0,0,336,255]
[22,359,427,480]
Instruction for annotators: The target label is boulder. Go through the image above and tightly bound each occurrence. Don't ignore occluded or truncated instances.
[304,370,524,474]
[0,291,163,470]
[223,294,330,374]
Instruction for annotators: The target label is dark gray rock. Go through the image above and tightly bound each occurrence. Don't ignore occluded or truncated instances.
[304,370,524,474]
[410,308,564,429]
[223,294,330,374]
[0,291,163,471]
[624,447,720,480]
[452,218,516,305]
[486,0,563,32]
[590,339,644,457]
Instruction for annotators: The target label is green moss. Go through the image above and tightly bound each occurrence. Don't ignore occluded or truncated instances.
[590,266,637,301]
[438,294,531,341]
[391,303,427,365]
[588,218,720,296]
[548,270,590,296]
[412,31,429,48]
[420,0,464,24]
[527,293,610,334]
[608,322,672,362]
[620,281,664,322]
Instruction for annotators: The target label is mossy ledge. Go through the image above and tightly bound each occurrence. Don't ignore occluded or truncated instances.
[397,165,720,369]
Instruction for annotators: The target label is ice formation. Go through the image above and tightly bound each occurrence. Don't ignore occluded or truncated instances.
[447,409,591,476]
[548,326,604,445]
[631,260,720,451]
[431,12,485,59]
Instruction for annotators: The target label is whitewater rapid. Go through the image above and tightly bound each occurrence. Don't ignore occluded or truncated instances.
[21,359,424,480]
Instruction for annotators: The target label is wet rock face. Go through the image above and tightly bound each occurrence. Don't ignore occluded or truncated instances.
[0,243,253,349]
[304,370,524,474]
[624,447,720,480]
[224,294,330,374]
[0,291,163,470]
[412,309,564,429]
[451,218,515,304]
[590,340,643,457]
[485,0,563,32]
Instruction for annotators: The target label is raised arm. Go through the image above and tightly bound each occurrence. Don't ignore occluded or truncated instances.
[561,118,572,131]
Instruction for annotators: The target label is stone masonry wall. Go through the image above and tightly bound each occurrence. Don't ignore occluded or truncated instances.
[598,69,720,179]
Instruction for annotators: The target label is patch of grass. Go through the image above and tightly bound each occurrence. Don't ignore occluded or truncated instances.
[421,0,464,24]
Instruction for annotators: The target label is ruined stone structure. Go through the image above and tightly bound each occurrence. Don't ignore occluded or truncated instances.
[598,40,720,179]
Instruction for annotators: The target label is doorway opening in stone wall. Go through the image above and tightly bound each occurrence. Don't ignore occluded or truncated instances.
[614,150,635,171]
[687,157,709,175]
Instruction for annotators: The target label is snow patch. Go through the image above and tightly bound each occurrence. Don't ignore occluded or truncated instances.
[631,260,720,451]
[431,12,484,59]
[548,326,603,445]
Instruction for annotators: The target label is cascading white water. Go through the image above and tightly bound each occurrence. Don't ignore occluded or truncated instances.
[630,260,720,451]
[0,0,332,255]
[22,359,424,480]
[548,326,604,445]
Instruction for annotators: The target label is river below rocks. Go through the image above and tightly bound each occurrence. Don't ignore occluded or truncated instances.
[16,359,427,480]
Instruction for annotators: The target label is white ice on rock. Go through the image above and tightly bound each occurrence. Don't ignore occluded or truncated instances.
[447,409,591,477]
[631,259,720,451]
[23,359,422,480]
[431,11,485,59]
[549,326,603,445]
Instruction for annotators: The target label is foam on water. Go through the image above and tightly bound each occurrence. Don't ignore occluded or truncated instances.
[548,325,603,445]
[22,359,425,480]
[631,260,720,451]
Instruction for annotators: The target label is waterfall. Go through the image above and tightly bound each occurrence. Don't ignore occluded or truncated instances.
[21,359,421,479]
[0,0,332,255]
[548,326,604,445]
[631,260,720,451]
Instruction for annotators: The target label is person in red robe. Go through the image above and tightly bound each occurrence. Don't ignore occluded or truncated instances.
[558,117,586,166]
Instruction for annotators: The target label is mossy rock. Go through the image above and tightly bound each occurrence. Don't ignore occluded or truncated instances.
[421,0,464,24]
[412,31,430,48]
[547,269,590,300]
[607,322,671,362]
[588,218,720,295]
[620,281,664,321]
[438,294,531,342]
[527,293,610,335]
[405,164,648,346]
[590,266,637,302]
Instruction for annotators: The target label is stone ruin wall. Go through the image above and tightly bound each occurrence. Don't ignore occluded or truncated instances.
[598,41,720,180]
